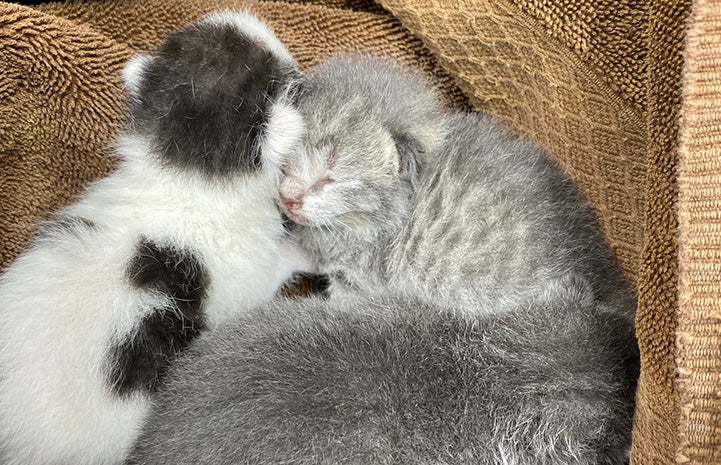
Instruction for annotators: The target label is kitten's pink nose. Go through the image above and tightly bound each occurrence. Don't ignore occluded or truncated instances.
[280,195,303,212]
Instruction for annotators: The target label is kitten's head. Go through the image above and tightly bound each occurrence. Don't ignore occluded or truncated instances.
[120,11,304,180]
[279,55,446,239]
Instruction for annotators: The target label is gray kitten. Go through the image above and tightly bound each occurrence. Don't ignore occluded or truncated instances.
[127,54,638,464]
[128,293,637,465]
[279,55,635,321]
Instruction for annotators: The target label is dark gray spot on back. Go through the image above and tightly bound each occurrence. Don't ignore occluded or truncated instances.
[108,239,209,395]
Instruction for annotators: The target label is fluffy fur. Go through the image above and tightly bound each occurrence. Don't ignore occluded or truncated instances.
[127,293,638,465]
[0,11,310,465]
[280,55,635,321]
[128,54,638,464]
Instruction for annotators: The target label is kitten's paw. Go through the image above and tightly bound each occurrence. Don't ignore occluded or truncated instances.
[274,241,322,297]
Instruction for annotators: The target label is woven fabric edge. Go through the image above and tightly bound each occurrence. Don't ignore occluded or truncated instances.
[677,0,721,462]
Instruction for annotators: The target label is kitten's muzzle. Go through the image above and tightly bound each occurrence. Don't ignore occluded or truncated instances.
[280,195,303,215]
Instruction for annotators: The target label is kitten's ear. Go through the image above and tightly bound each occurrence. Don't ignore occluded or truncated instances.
[392,133,421,188]
[121,54,154,98]
[259,74,305,175]
[391,121,445,188]
[260,100,306,174]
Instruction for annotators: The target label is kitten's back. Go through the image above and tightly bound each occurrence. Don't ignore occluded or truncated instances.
[128,294,637,465]
[395,112,634,318]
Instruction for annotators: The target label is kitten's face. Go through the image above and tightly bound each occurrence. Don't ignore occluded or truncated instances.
[277,54,446,240]
[278,118,411,232]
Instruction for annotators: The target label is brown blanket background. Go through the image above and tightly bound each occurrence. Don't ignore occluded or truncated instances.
[0,0,718,463]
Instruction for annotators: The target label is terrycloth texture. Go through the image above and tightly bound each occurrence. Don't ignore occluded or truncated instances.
[510,0,648,110]
[0,0,718,463]
[633,1,690,463]
[0,4,125,268]
[677,0,721,461]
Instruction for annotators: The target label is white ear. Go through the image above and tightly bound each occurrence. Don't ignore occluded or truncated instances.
[120,54,153,97]
[260,102,305,174]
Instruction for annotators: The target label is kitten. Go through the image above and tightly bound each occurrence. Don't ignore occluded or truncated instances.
[127,54,638,463]
[127,292,638,465]
[279,54,635,321]
[0,11,309,465]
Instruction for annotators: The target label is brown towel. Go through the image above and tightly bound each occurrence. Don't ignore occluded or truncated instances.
[1,0,716,463]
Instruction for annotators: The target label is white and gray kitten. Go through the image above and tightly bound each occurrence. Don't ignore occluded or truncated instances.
[128,55,638,464]
[0,11,310,465]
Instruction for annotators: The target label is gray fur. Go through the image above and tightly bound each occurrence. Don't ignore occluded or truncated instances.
[127,293,637,465]
[128,54,638,464]
[282,54,635,321]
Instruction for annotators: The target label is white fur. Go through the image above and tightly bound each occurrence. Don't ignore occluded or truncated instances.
[200,10,296,68]
[0,12,311,464]
[260,101,306,178]
[0,130,312,464]
[120,54,153,97]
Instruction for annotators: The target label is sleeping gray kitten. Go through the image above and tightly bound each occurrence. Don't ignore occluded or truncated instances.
[279,54,635,321]
[127,54,638,464]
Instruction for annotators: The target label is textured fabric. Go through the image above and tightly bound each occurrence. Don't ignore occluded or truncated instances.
[0,4,125,268]
[511,0,649,110]
[677,0,721,461]
[631,1,690,463]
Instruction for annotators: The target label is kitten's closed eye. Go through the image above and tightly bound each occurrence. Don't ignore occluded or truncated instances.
[311,177,333,191]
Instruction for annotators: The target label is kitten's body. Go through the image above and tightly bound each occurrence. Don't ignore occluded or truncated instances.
[0,12,308,465]
[400,113,631,315]
[128,293,637,465]
[285,56,634,320]
[129,54,638,463]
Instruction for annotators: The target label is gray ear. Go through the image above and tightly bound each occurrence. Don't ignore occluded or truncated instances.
[392,132,422,189]
[389,113,446,189]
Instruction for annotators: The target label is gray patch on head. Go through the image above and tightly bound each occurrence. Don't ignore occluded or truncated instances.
[126,19,298,177]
